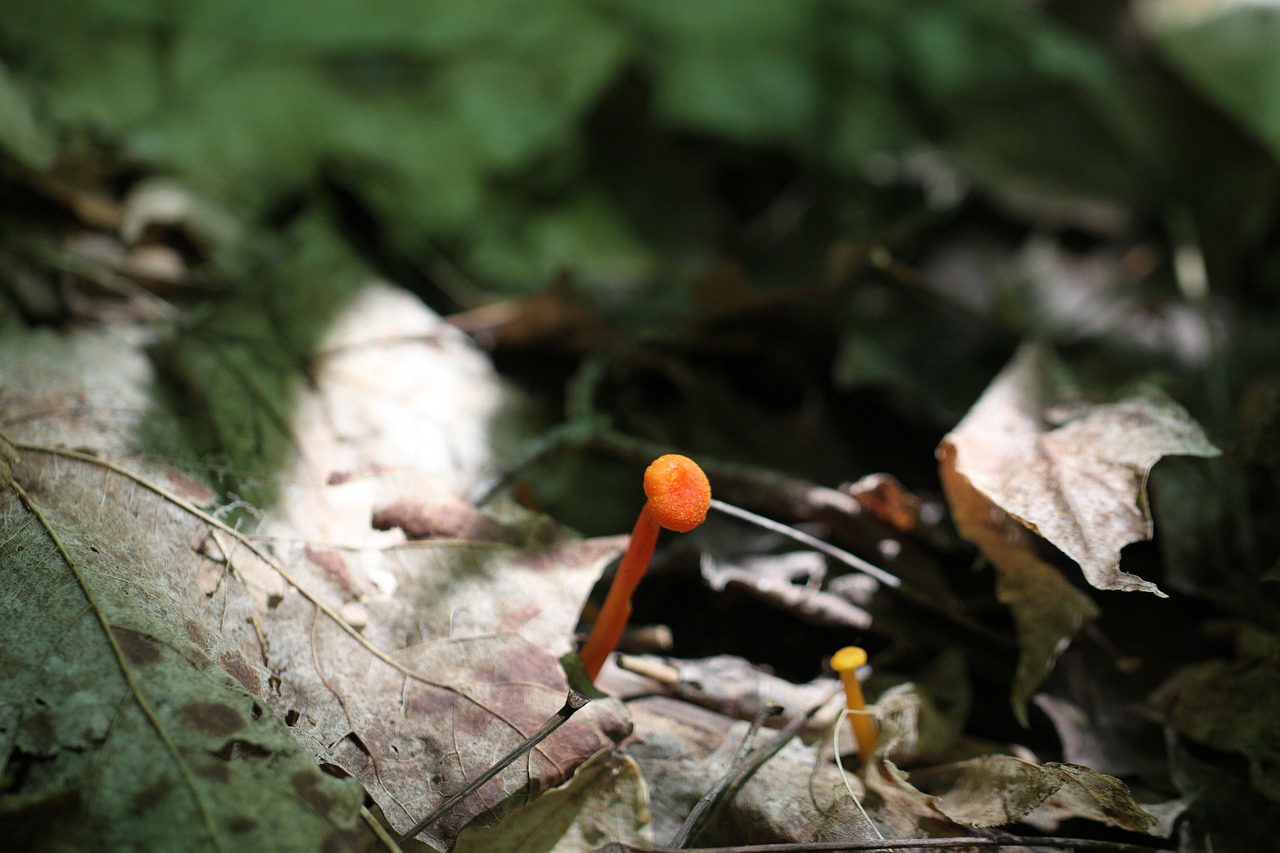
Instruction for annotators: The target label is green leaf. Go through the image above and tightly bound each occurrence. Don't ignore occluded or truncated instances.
[1152,4,1280,164]
[0,62,54,169]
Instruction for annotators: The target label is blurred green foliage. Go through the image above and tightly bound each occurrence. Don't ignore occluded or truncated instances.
[5,0,1280,500]
[4,0,1240,304]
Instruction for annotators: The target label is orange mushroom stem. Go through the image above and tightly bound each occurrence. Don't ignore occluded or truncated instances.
[580,454,710,681]
[831,646,878,763]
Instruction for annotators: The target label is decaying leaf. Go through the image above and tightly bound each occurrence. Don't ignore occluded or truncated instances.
[940,341,1220,596]
[701,551,872,630]
[873,650,973,767]
[0,437,370,851]
[625,697,880,846]
[0,284,631,848]
[940,440,1100,724]
[901,755,1158,834]
[1155,656,1280,803]
[606,653,844,735]
[451,751,651,853]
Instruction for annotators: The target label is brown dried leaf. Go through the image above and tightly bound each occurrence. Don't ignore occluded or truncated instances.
[1155,657,1280,802]
[902,755,1158,833]
[940,441,1100,724]
[940,341,1220,596]
[625,697,880,846]
[451,752,651,853]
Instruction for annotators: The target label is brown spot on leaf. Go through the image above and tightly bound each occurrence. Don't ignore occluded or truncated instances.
[304,545,352,592]
[185,620,211,650]
[112,627,161,665]
[405,685,458,720]
[372,495,504,541]
[215,740,271,760]
[500,602,542,632]
[292,769,335,815]
[220,652,260,694]
[178,701,244,738]
[228,816,258,834]
[165,467,215,505]
[130,780,171,816]
[197,762,230,783]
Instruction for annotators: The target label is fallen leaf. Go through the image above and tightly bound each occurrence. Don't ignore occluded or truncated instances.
[625,697,876,846]
[904,755,1158,833]
[606,653,843,734]
[873,650,973,767]
[701,551,872,630]
[0,283,632,848]
[940,341,1220,596]
[940,440,1099,724]
[451,751,652,853]
[1154,656,1280,803]
[0,438,371,851]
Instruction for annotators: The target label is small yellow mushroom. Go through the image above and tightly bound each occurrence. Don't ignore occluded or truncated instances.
[831,646,877,763]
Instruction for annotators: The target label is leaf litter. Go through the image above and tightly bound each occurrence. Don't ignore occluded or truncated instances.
[0,281,1211,851]
[0,285,630,849]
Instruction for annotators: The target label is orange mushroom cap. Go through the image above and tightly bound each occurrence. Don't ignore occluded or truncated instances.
[643,454,711,533]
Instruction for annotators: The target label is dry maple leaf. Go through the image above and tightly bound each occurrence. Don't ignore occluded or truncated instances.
[940,341,1220,597]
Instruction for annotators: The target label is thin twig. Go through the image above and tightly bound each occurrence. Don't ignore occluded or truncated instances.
[395,690,591,844]
[668,704,784,848]
[598,836,1177,853]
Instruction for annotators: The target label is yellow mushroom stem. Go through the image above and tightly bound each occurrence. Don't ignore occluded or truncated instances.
[831,646,877,763]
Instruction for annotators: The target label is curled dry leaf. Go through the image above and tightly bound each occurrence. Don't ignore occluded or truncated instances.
[940,341,1220,596]
[940,440,1100,724]
[892,754,1159,834]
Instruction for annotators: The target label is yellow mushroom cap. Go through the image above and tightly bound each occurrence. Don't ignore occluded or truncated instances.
[831,646,868,671]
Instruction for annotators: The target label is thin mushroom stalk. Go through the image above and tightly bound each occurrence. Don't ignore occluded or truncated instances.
[579,454,710,681]
[832,646,878,763]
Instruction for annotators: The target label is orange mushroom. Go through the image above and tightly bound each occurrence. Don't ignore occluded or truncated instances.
[579,454,711,680]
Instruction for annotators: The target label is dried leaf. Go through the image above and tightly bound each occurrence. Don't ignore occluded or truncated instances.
[940,341,1220,596]
[609,654,843,734]
[906,755,1158,833]
[874,650,972,767]
[626,698,871,846]
[0,284,631,848]
[701,551,871,630]
[940,440,1099,724]
[451,751,651,853]
[0,441,369,850]
[1155,657,1280,803]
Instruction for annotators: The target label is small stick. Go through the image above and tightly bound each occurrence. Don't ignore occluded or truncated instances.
[667,704,784,848]
[395,690,590,844]
[599,836,1177,853]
